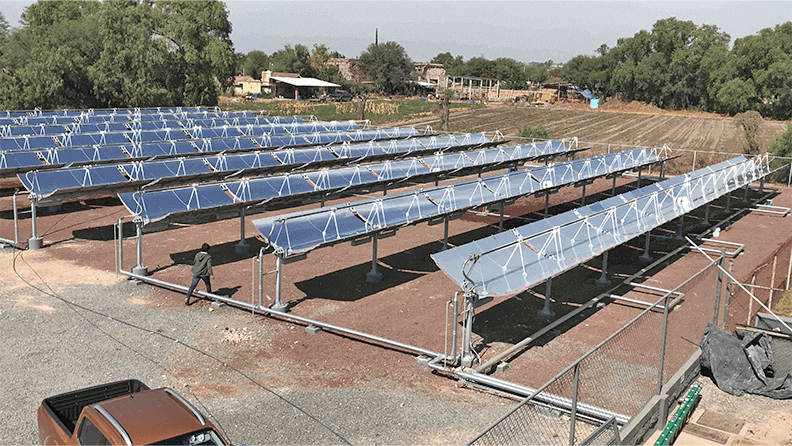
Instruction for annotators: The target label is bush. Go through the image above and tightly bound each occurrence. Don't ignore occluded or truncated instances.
[770,122,792,183]
[517,124,552,140]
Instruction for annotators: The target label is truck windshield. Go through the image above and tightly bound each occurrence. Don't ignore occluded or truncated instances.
[149,428,225,445]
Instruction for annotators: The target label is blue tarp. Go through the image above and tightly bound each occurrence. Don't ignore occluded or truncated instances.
[579,89,599,100]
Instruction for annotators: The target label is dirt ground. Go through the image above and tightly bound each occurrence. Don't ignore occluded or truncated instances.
[2,106,792,444]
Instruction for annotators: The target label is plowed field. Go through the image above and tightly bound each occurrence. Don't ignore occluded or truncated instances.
[401,103,787,159]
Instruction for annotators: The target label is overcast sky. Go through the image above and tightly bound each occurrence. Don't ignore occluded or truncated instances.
[2,1,790,63]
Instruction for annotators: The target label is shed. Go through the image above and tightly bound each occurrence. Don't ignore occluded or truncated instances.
[269,76,341,100]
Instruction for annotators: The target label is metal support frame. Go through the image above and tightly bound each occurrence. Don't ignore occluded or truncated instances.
[131,218,148,276]
[637,169,642,188]
[235,207,249,254]
[569,363,581,445]
[461,294,476,366]
[270,254,288,312]
[713,248,725,325]
[674,215,685,240]
[366,234,383,282]
[0,193,22,248]
[725,191,731,213]
[544,194,550,218]
[639,232,653,263]
[743,184,750,202]
[442,216,449,250]
[702,202,711,227]
[692,238,744,257]
[611,176,617,196]
[604,294,667,311]
[537,277,555,320]
[595,251,612,287]
[28,195,43,250]
[498,201,504,232]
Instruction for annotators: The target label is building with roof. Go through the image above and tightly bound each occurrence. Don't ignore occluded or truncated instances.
[262,71,340,100]
[325,58,375,87]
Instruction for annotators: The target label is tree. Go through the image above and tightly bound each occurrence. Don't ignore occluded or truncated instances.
[770,122,792,182]
[0,11,10,38]
[733,110,764,154]
[270,44,314,77]
[359,41,413,94]
[431,52,463,76]
[239,50,270,79]
[518,125,552,140]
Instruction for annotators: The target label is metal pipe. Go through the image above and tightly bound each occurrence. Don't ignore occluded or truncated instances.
[687,236,792,334]
[117,219,124,272]
[724,260,732,330]
[13,194,19,244]
[714,248,725,325]
[639,232,652,262]
[595,251,611,287]
[624,282,683,296]
[443,217,449,250]
[612,176,617,196]
[455,369,629,425]
[544,194,549,218]
[461,294,475,366]
[450,292,459,361]
[118,268,440,358]
[498,201,504,232]
[657,292,672,395]
[477,294,605,372]
[569,363,581,446]
[271,254,287,311]
[581,183,586,206]
[703,202,711,226]
[366,234,382,282]
[605,294,667,310]
[258,248,264,308]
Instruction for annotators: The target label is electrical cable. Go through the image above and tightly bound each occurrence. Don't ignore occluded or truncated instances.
[10,247,351,445]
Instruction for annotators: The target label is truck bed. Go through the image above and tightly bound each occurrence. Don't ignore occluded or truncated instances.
[40,379,150,435]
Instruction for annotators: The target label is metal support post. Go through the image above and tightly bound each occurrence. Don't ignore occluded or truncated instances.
[13,194,19,244]
[460,294,476,366]
[442,217,449,251]
[713,248,726,325]
[366,234,383,282]
[657,292,672,395]
[595,251,612,287]
[674,215,685,240]
[637,169,642,188]
[725,192,731,213]
[544,194,550,218]
[580,183,587,206]
[450,292,460,361]
[569,363,581,446]
[28,195,43,250]
[759,176,764,194]
[723,260,732,330]
[660,161,666,180]
[131,219,148,276]
[257,248,264,308]
[498,201,504,232]
[270,254,287,312]
[639,232,653,262]
[702,202,711,227]
[611,176,617,196]
[537,277,555,320]
[117,219,124,272]
[235,207,249,254]
[743,184,749,202]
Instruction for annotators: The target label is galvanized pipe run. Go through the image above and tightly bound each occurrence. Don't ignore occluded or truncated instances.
[28,195,43,250]
[118,268,441,358]
[454,369,630,425]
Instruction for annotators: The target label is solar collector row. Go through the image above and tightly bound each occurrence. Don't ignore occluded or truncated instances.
[250,147,661,257]
[119,139,575,225]
[20,133,493,200]
[430,155,768,298]
[1,127,423,177]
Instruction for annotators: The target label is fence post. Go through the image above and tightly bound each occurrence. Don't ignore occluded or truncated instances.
[713,248,725,325]
[569,363,581,446]
[657,292,672,395]
[723,260,733,330]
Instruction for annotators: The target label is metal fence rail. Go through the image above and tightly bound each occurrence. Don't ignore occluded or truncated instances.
[468,258,724,446]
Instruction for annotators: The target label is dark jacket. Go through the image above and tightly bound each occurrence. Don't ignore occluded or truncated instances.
[191,251,213,277]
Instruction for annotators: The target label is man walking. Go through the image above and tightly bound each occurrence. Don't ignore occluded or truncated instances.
[186,243,213,305]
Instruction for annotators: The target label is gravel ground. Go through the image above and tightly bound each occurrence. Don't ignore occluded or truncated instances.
[0,245,510,445]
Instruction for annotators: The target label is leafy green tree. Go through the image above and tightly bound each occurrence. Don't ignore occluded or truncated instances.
[770,122,792,182]
[239,50,270,79]
[431,52,464,76]
[733,110,764,154]
[517,124,552,140]
[359,41,413,94]
[0,11,10,37]
[270,44,315,77]
[310,43,346,85]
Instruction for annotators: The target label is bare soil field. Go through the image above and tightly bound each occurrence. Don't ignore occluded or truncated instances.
[2,105,792,444]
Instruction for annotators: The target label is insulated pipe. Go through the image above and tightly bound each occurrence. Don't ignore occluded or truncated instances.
[118,268,440,358]
[461,295,476,366]
[454,369,629,425]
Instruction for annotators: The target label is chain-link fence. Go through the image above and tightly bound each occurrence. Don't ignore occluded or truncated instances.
[724,238,792,332]
[469,259,724,446]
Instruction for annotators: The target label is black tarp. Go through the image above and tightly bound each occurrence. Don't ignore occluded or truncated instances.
[699,323,792,399]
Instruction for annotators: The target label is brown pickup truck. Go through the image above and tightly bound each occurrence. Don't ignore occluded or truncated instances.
[37,379,229,445]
